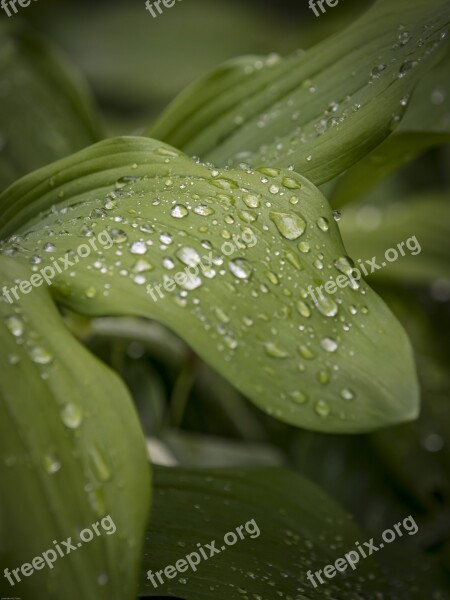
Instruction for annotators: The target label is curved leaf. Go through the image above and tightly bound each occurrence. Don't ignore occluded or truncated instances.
[139,466,389,599]
[0,136,419,433]
[0,257,151,599]
[0,21,102,191]
[148,0,450,185]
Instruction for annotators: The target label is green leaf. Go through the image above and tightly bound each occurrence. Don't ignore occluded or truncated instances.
[0,136,419,433]
[331,50,450,206]
[338,194,450,284]
[139,466,389,599]
[0,257,151,599]
[148,0,450,185]
[0,21,102,191]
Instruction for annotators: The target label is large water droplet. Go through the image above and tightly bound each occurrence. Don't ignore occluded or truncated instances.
[270,212,306,240]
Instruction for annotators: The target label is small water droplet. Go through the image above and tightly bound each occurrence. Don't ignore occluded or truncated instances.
[264,342,290,358]
[61,403,83,429]
[4,315,25,337]
[194,205,214,216]
[171,204,189,219]
[43,453,61,474]
[130,241,147,255]
[315,400,331,417]
[321,337,338,352]
[289,391,308,404]
[29,346,53,365]
[229,258,253,280]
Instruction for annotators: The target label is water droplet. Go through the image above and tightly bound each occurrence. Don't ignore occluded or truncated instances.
[130,241,147,255]
[4,315,24,337]
[115,175,140,189]
[289,391,308,404]
[132,259,153,273]
[171,204,189,219]
[194,205,214,216]
[229,258,253,280]
[321,337,338,352]
[312,294,339,317]
[317,368,331,385]
[295,300,311,318]
[315,400,330,417]
[110,229,128,244]
[334,256,359,289]
[160,233,173,245]
[176,246,201,267]
[243,194,260,208]
[340,388,354,401]
[371,64,387,78]
[264,342,290,358]
[317,217,329,232]
[89,445,111,482]
[282,176,301,190]
[297,345,315,360]
[270,212,306,240]
[211,178,238,191]
[29,346,53,365]
[398,60,418,78]
[43,453,61,474]
[61,403,83,429]
[297,241,310,253]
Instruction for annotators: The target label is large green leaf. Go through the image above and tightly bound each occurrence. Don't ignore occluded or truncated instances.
[338,194,450,284]
[148,0,450,185]
[331,50,450,206]
[139,466,389,599]
[0,21,102,191]
[0,257,151,599]
[0,136,419,433]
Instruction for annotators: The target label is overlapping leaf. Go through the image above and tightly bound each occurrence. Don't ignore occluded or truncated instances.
[139,466,388,599]
[0,258,151,599]
[0,21,102,191]
[0,136,419,433]
[148,0,450,185]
